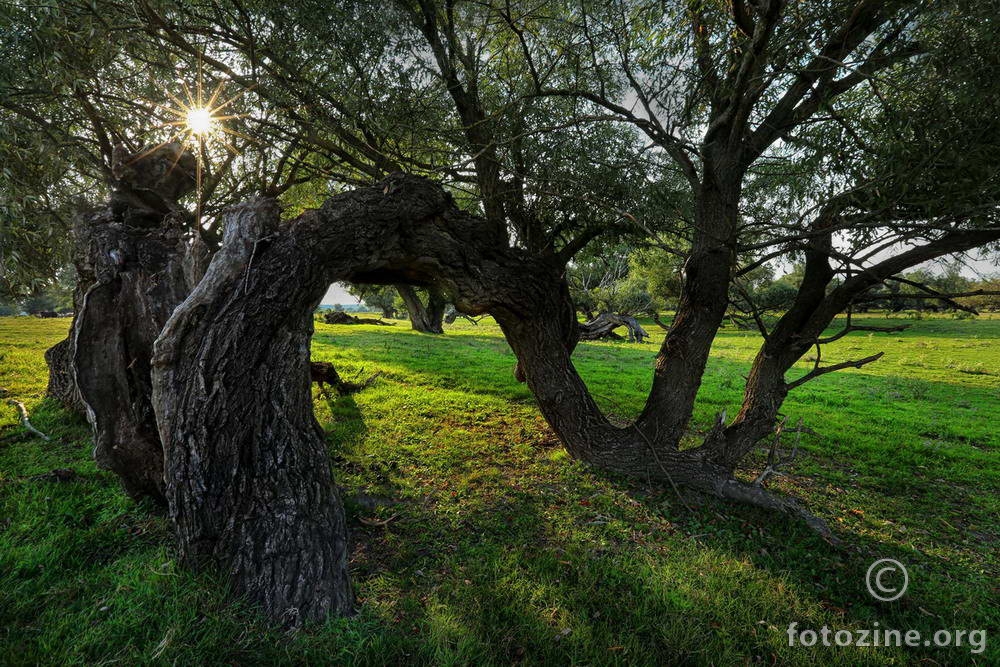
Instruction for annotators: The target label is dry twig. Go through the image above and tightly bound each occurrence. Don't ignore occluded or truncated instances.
[7,399,50,441]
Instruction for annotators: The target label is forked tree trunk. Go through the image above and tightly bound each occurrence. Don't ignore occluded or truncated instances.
[397,284,446,333]
[61,167,848,626]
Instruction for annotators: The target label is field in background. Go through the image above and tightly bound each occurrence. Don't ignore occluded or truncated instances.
[1,314,997,664]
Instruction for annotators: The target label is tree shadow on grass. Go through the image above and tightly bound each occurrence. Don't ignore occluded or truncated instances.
[309,329,997,662]
[327,433,996,664]
[324,449,995,665]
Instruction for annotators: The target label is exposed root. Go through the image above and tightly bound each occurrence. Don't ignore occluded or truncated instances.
[710,476,841,547]
[6,399,51,442]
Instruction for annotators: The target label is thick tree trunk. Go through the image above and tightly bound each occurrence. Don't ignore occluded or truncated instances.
[60,165,855,627]
[69,143,201,503]
[396,284,446,333]
[491,291,835,539]
[151,199,353,626]
[150,176,488,624]
[713,225,838,468]
[638,180,739,446]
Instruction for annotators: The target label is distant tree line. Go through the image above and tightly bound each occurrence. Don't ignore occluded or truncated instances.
[567,246,1000,326]
[0,268,74,315]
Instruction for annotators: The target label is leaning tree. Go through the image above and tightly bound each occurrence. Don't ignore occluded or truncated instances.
[500,0,1000,479]
[8,0,1000,628]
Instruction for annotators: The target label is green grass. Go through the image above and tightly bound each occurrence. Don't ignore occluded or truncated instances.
[1,313,997,665]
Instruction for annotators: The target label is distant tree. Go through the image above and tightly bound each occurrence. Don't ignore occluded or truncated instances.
[19,268,74,314]
[569,244,683,321]
[962,277,1000,312]
[20,291,58,315]
[346,284,397,319]
[396,285,447,334]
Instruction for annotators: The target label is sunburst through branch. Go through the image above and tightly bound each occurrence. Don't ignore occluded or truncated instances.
[154,74,248,151]
[140,69,253,227]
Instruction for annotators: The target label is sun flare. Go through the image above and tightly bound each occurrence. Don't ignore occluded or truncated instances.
[185,107,215,136]
[149,74,247,151]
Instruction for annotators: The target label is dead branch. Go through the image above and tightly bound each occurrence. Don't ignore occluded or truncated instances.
[579,313,650,342]
[311,362,382,397]
[753,417,801,487]
[6,399,51,441]
[785,352,885,390]
[336,372,383,396]
[358,513,398,528]
[816,311,910,344]
[713,477,841,547]
[322,311,394,326]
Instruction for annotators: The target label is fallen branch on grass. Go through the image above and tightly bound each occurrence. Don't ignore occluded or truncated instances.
[322,311,394,326]
[6,399,50,441]
[579,313,650,342]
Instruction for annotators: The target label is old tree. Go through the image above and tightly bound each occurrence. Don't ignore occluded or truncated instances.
[3,0,1000,624]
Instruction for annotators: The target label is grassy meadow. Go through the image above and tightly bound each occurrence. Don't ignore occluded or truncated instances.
[0,313,997,664]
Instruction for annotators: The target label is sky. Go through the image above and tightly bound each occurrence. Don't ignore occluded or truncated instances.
[322,282,355,305]
[322,248,998,306]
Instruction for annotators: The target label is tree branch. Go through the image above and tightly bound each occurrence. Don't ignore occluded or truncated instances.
[785,351,884,390]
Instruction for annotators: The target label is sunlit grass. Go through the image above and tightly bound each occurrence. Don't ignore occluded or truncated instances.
[1,314,997,664]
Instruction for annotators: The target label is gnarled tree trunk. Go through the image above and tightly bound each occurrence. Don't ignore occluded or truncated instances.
[578,313,650,342]
[396,284,446,333]
[152,199,353,626]
[69,143,203,503]
[148,174,503,624]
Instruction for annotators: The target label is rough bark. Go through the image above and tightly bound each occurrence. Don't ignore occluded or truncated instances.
[44,337,84,414]
[151,198,354,626]
[638,177,739,447]
[146,174,599,623]
[70,143,201,503]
